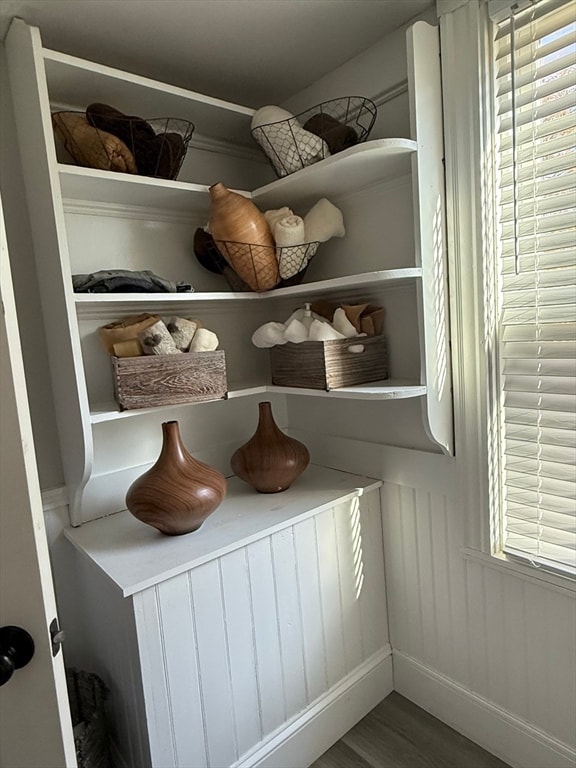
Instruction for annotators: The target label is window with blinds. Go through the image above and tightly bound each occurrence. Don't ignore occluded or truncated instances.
[492,0,576,575]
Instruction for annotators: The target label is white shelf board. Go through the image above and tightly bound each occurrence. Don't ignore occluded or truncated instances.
[74,269,422,317]
[266,380,426,400]
[257,268,421,299]
[252,138,417,209]
[64,465,382,596]
[44,48,255,147]
[59,166,249,214]
[89,379,424,422]
[90,396,231,424]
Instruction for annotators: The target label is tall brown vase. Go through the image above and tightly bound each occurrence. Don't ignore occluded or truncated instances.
[231,401,310,493]
[208,182,279,291]
[126,420,226,535]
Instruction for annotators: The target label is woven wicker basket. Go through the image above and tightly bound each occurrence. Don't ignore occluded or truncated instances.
[66,668,112,768]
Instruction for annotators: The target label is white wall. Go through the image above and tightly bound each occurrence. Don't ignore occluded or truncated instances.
[383,477,576,768]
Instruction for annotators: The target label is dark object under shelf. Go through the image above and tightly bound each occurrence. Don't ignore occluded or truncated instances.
[66,668,112,768]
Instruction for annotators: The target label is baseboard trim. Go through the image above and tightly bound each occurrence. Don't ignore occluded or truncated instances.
[235,646,394,768]
[393,651,576,768]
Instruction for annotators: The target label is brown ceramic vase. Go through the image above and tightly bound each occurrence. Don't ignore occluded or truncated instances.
[208,182,279,291]
[126,420,226,535]
[231,401,310,493]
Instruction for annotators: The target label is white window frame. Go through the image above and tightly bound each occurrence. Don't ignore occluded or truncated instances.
[437,0,575,593]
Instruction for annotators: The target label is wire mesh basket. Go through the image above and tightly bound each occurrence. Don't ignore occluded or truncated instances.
[193,229,319,292]
[52,109,194,180]
[251,96,377,178]
[66,668,112,768]
[216,240,320,291]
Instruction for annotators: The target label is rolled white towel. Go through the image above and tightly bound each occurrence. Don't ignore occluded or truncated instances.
[304,198,345,243]
[139,320,182,355]
[274,215,305,247]
[252,322,287,348]
[189,328,219,352]
[264,207,293,232]
[166,316,198,351]
[274,215,308,280]
[251,106,329,176]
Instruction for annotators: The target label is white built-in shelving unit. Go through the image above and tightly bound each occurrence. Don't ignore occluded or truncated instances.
[5,18,451,527]
[5,16,451,768]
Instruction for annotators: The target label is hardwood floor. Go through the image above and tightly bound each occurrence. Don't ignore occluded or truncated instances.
[310,693,511,768]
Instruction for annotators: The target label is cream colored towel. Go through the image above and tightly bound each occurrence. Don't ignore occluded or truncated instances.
[252,106,329,176]
[166,316,198,351]
[273,215,306,279]
[139,320,182,355]
[304,198,345,242]
[264,207,293,232]
[189,328,219,352]
[274,215,305,247]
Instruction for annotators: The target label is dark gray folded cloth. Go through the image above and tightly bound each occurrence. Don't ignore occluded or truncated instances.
[72,269,193,293]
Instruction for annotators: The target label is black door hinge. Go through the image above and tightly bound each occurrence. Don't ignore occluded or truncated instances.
[49,618,65,657]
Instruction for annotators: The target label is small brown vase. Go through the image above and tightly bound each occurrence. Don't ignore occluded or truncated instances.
[208,182,279,291]
[126,420,226,535]
[231,401,310,493]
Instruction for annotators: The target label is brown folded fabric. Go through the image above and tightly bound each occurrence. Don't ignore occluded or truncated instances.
[112,339,144,358]
[360,306,385,336]
[52,112,137,174]
[86,104,186,179]
[148,132,186,178]
[303,113,358,154]
[341,304,384,336]
[310,300,338,321]
[99,313,160,355]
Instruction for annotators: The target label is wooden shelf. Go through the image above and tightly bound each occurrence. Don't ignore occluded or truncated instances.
[64,465,382,596]
[252,138,417,209]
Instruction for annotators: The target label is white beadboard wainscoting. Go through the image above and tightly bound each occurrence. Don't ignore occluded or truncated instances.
[44,470,392,768]
[43,436,575,768]
[290,429,576,768]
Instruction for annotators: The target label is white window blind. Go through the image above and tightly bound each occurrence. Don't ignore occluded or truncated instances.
[493,0,576,575]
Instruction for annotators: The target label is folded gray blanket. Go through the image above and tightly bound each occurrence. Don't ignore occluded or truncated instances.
[72,269,193,293]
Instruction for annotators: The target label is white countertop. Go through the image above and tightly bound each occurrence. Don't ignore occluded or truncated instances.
[64,464,382,596]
